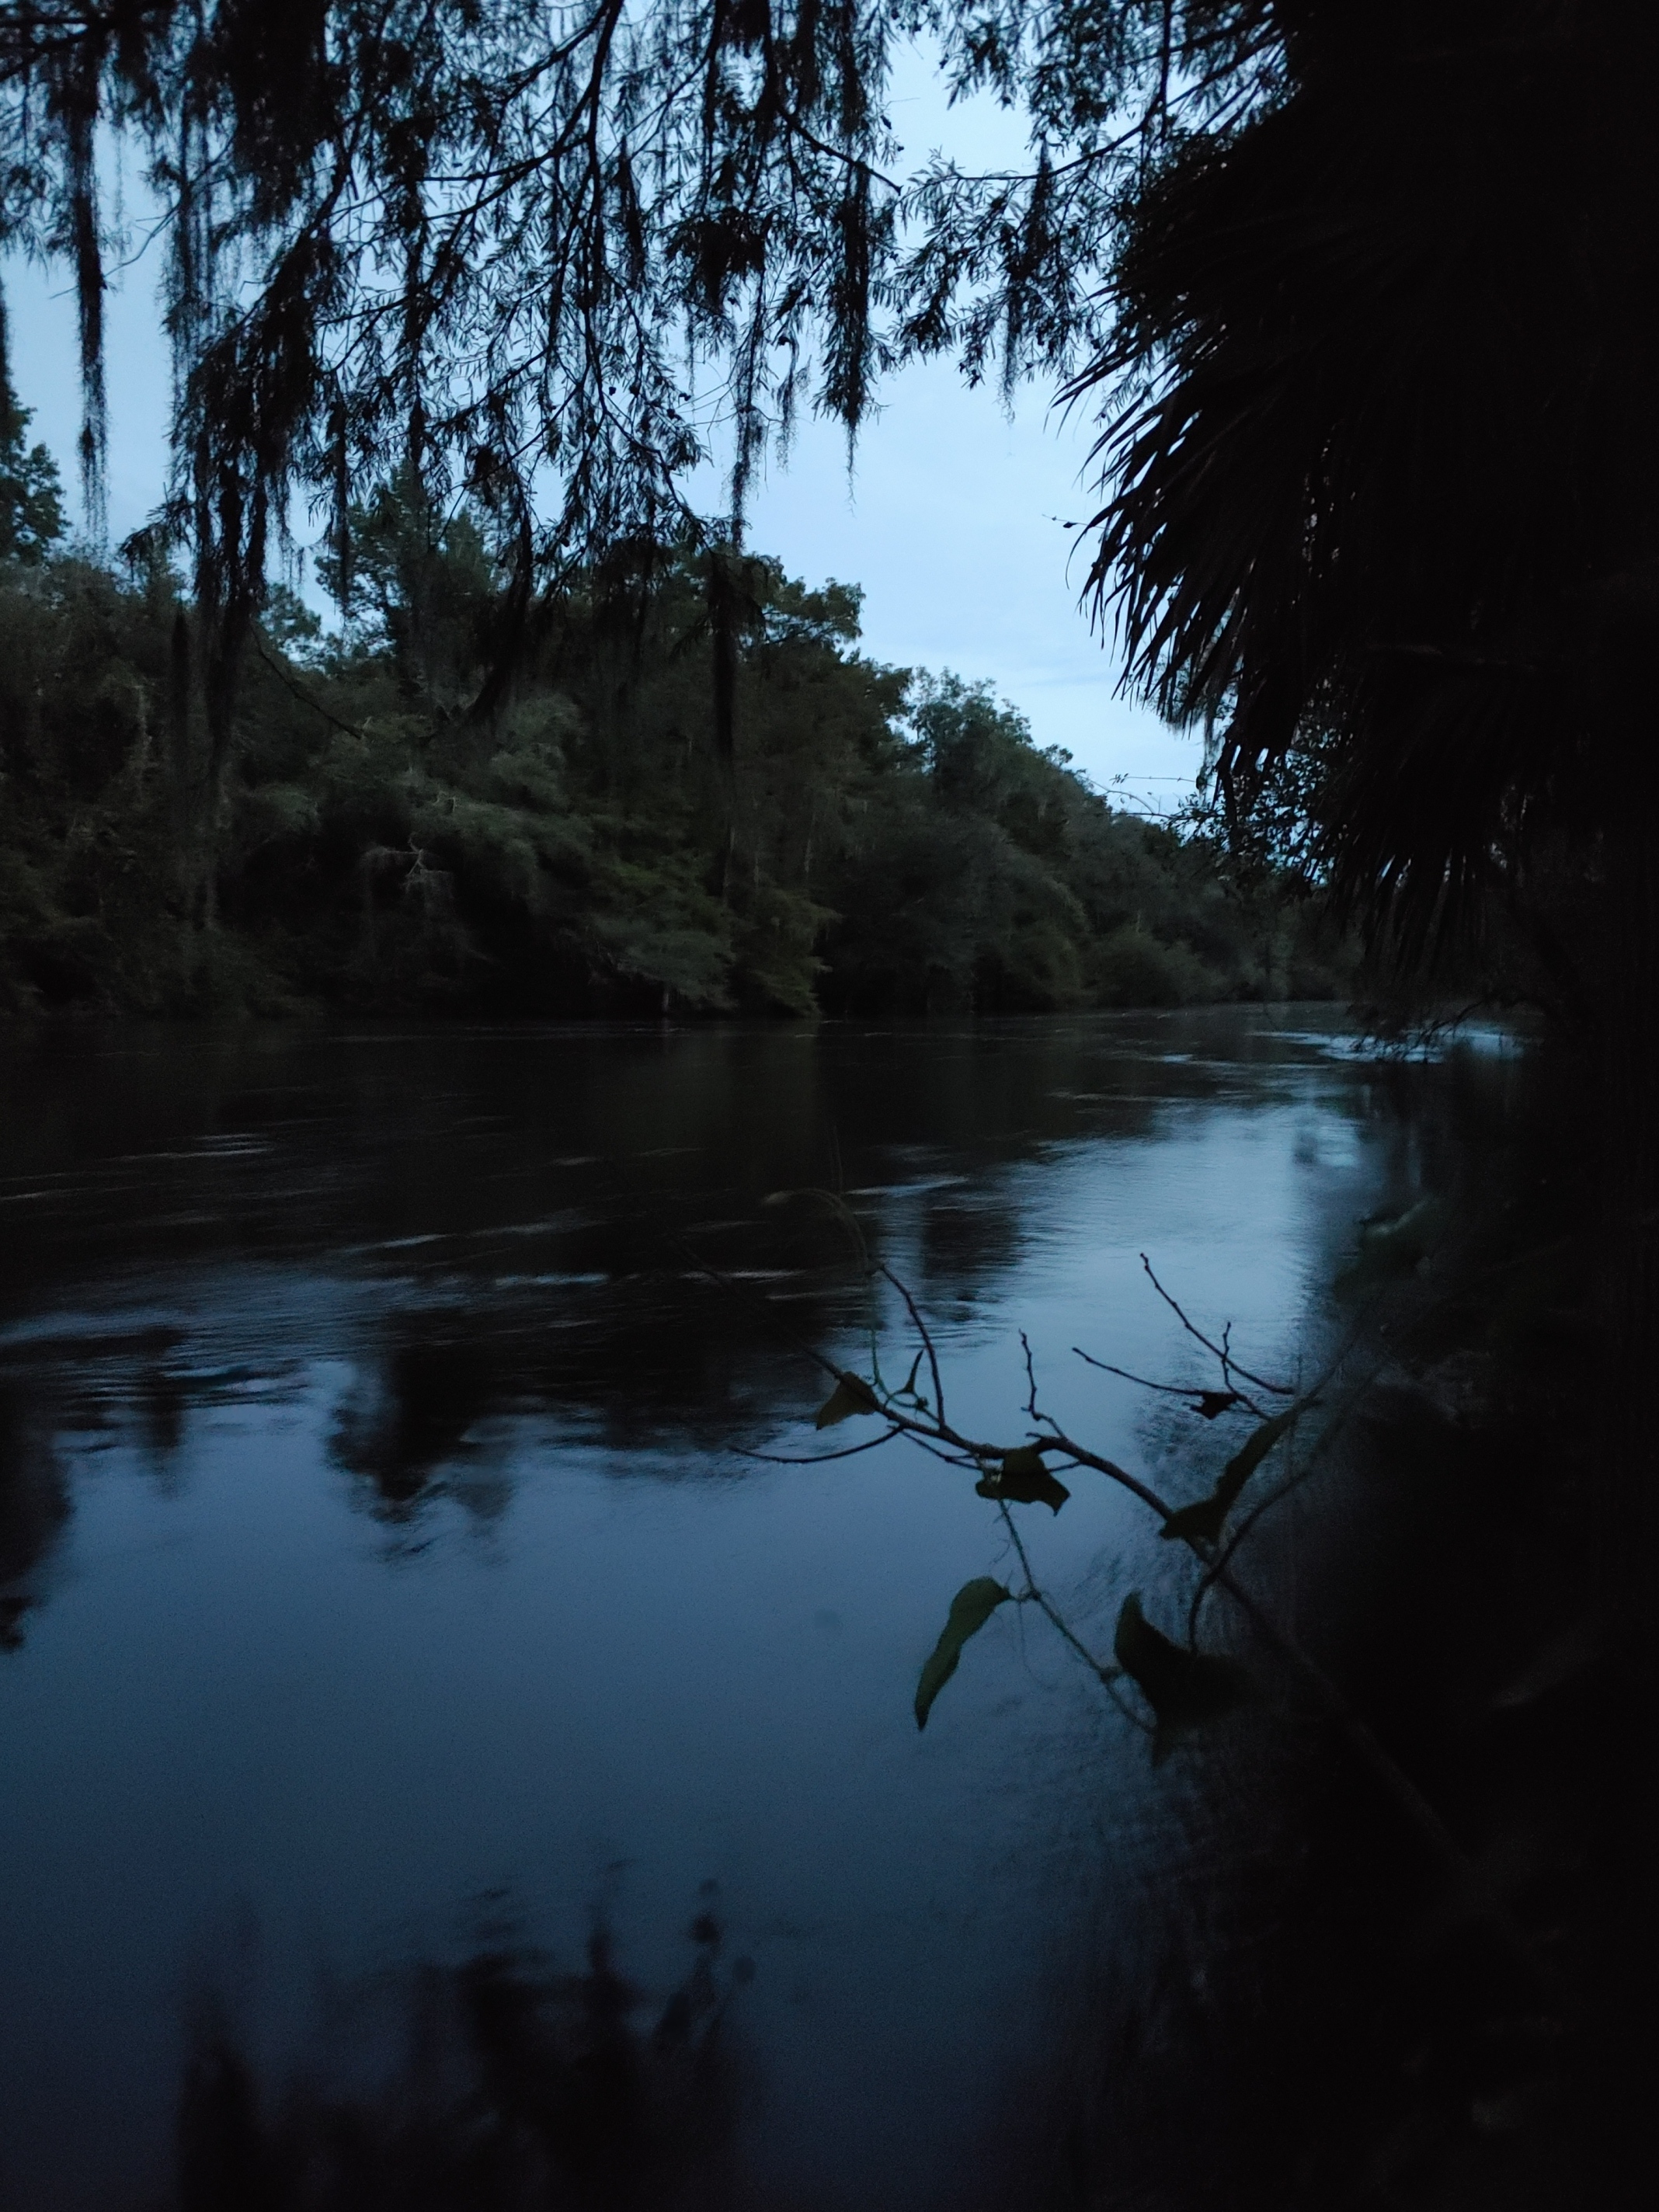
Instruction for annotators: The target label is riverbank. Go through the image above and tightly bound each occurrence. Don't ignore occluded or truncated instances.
[1018,1031,1648,2210]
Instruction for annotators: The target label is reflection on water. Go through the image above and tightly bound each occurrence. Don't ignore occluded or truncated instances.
[0,1013,1465,2209]
[176,1908,750,2212]
[0,1379,68,1649]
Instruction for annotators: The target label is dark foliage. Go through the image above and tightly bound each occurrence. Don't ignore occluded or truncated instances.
[0,478,1340,1015]
[1076,2,1658,953]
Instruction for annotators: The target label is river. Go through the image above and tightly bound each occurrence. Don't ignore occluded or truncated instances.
[0,1010,1476,2209]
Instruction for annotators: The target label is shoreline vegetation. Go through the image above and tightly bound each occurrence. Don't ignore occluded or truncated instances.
[1035,1037,1633,2211]
[0,464,1350,1024]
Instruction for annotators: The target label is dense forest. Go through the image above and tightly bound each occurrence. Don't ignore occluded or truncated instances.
[0,403,1342,1021]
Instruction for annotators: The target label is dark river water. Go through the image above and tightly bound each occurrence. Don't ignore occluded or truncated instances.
[0,1010,1471,2209]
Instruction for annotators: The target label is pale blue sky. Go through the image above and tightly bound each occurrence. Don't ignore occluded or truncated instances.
[2,40,1198,808]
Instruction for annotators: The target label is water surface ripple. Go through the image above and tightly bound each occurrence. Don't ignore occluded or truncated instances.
[0,1011,1417,2209]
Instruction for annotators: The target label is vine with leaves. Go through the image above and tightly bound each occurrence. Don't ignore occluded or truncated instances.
[732,1184,1549,1988]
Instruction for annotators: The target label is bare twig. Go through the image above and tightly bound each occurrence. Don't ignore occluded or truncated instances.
[1073,1345,1257,1418]
[1021,1330,1064,1431]
[879,1262,945,1424]
[1140,1253,1296,1395]
[996,1503,1149,1734]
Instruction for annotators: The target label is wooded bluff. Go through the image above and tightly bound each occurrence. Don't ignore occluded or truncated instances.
[0,475,1345,1022]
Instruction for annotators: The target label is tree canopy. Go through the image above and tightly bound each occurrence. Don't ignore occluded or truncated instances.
[1,2,1650,950]
[0,470,1342,1014]
[0,5,1271,791]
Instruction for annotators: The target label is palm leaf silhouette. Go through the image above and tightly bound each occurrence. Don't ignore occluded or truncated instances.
[1072,6,1653,956]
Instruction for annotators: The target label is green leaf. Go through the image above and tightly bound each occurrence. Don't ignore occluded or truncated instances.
[1113,1594,1252,1761]
[1160,1400,1305,1545]
[914,1577,1011,1730]
[975,1442,1070,1514]
[814,1372,879,1428]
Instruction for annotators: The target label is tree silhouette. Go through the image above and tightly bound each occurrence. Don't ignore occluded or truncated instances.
[0,6,1270,765]
[1,3,1650,964]
[1073,2,1657,953]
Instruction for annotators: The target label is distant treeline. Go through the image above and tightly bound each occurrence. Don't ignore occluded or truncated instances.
[0,469,1348,1021]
